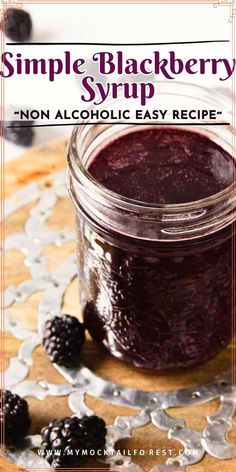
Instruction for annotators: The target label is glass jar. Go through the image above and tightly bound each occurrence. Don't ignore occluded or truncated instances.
[67,83,236,372]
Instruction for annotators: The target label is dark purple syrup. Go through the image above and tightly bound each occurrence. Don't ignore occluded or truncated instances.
[88,128,234,203]
[78,128,234,372]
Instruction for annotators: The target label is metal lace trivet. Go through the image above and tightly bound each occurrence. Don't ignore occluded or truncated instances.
[3,171,236,471]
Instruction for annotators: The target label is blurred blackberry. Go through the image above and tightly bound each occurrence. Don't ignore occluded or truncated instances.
[41,415,107,469]
[0,390,31,446]
[4,121,34,146]
[3,8,32,42]
[43,315,85,367]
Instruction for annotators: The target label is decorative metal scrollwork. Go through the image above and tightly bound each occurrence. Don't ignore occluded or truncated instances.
[3,172,235,471]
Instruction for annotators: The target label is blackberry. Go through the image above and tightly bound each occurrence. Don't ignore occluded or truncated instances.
[41,415,107,469]
[43,315,85,367]
[3,8,32,42]
[4,121,34,146]
[0,390,31,446]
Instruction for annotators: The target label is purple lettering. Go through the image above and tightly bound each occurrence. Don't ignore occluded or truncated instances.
[0,52,14,78]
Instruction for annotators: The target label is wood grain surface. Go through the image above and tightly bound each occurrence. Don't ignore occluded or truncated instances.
[2,141,235,471]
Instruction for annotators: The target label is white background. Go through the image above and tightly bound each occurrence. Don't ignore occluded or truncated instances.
[4,2,232,160]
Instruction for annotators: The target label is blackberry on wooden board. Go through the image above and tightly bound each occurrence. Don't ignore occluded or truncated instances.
[3,121,35,146]
[41,415,107,469]
[43,314,85,367]
[0,390,31,446]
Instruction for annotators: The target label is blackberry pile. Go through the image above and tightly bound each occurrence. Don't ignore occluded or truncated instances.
[0,390,31,446]
[3,8,32,42]
[41,415,107,469]
[43,314,85,367]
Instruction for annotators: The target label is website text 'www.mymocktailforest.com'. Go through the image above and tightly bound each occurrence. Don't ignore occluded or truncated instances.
[37,447,201,459]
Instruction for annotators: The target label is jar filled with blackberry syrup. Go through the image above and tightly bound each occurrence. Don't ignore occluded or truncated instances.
[68,87,236,373]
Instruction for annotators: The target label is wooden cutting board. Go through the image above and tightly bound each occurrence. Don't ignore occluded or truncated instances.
[2,140,236,472]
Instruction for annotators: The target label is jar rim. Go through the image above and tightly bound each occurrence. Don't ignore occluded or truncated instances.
[67,82,236,241]
[69,81,235,212]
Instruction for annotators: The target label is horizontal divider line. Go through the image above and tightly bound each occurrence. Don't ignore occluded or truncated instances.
[6,122,231,128]
[6,40,230,46]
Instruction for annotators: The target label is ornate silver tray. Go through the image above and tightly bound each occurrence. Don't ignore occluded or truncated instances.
[3,171,236,471]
